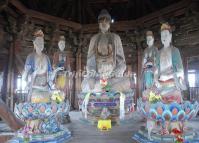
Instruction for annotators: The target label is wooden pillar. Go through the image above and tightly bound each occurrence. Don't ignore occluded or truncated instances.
[6,38,15,110]
[135,37,142,108]
[184,56,189,100]
[66,50,76,109]
[74,48,82,109]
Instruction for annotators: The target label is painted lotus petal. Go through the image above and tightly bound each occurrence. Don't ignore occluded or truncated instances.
[187,110,195,120]
[149,108,157,120]
[177,110,185,121]
[162,110,172,121]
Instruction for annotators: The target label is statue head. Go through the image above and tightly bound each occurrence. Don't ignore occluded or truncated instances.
[33,29,44,55]
[146,31,154,48]
[58,35,65,52]
[98,9,111,33]
[161,23,172,48]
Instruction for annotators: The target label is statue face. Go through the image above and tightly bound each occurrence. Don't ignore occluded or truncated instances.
[58,40,65,51]
[33,37,44,55]
[161,30,172,48]
[99,17,110,33]
[146,36,154,47]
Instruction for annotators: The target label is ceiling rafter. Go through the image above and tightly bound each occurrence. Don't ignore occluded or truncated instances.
[82,0,191,33]
[88,0,128,4]
[8,0,191,33]
[9,0,81,31]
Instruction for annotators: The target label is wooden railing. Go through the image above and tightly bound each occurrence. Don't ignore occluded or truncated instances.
[189,87,199,102]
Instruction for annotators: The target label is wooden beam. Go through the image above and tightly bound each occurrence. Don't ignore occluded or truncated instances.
[9,0,191,33]
[85,0,96,23]
[4,7,19,18]
[28,9,81,30]
[9,0,82,31]
[88,0,128,4]
[9,0,28,14]
[145,0,156,12]
[0,0,8,12]
[0,98,24,131]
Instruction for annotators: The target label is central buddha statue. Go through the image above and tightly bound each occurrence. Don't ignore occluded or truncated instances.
[82,9,130,93]
[80,10,134,124]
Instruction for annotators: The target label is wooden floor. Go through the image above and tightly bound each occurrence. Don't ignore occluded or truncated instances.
[66,111,199,143]
[1,111,199,143]
[66,111,143,143]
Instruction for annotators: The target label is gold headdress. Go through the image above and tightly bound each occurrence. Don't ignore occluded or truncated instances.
[161,23,171,32]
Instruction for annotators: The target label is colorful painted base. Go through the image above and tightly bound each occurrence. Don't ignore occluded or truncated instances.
[79,91,134,123]
[132,126,199,143]
[8,128,71,143]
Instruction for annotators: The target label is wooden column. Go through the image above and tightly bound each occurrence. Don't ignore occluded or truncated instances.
[183,56,189,100]
[74,48,82,109]
[66,50,76,109]
[6,38,15,110]
[135,37,142,108]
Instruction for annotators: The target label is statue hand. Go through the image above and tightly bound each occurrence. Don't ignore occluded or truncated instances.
[113,69,123,77]
[159,73,174,81]
[32,69,39,78]
[159,75,169,81]
[56,67,64,72]
[22,72,28,81]
[154,81,161,88]
[22,65,31,81]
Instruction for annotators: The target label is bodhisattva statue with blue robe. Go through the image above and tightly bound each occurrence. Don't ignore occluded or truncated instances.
[13,30,71,142]
[158,23,186,104]
[80,9,134,123]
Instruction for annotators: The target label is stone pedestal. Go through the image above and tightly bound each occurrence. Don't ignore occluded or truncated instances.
[132,126,198,143]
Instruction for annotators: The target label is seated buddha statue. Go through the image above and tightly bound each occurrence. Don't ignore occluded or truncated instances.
[157,23,186,104]
[80,10,134,123]
[81,9,131,93]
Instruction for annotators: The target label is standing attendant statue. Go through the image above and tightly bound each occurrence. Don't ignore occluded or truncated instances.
[142,30,159,92]
[53,35,71,123]
[141,31,159,139]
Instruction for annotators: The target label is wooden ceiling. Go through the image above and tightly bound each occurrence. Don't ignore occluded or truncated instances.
[19,0,181,24]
